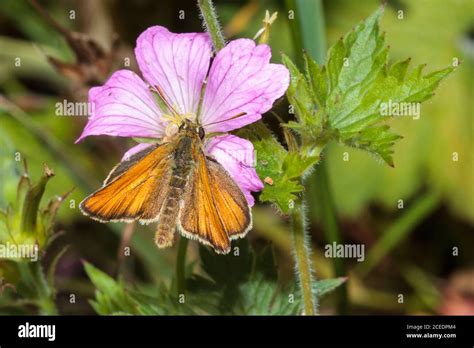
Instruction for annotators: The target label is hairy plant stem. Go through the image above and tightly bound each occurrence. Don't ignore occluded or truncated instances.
[176,237,188,295]
[197,0,225,52]
[287,0,347,313]
[290,198,316,315]
[313,161,348,313]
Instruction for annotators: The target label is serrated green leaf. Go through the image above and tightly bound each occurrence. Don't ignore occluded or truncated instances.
[343,126,402,167]
[237,274,276,314]
[84,247,346,315]
[85,262,202,315]
[282,152,319,179]
[259,179,302,213]
[305,52,327,109]
[283,54,323,140]
[84,262,138,315]
[283,5,454,166]
[282,53,315,121]
[191,240,345,315]
[312,277,347,298]
[239,122,318,213]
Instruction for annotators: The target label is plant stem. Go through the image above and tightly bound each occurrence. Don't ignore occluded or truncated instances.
[288,0,348,313]
[197,0,225,52]
[286,0,330,315]
[312,161,348,313]
[176,236,188,295]
[290,199,316,315]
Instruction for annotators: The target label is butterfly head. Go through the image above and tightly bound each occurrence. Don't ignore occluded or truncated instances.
[178,119,205,140]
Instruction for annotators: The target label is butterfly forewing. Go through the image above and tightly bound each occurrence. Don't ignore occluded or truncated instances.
[103,143,160,185]
[178,146,251,254]
[80,142,174,223]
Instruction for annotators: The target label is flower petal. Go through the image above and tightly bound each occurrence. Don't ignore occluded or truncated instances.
[135,26,212,115]
[121,143,153,161]
[76,70,166,143]
[200,39,289,133]
[205,134,263,206]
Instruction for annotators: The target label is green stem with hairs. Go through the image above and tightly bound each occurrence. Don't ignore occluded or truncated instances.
[312,161,348,313]
[197,0,225,52]
[290,198,316,314]
[285,0,330,315]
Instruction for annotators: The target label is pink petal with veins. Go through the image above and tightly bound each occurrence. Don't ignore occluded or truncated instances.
[206,134,263,206]
[76,70,166,143]
[135,26,212,115]
[200,39,289,133]
[121,143,154,161]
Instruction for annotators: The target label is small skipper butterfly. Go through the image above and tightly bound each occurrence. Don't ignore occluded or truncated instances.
[79,119,251,254]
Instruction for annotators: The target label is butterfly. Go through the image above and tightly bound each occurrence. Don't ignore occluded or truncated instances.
[79,119,252,254]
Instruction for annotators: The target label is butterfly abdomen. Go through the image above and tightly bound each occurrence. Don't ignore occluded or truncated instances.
[154,136,194,248]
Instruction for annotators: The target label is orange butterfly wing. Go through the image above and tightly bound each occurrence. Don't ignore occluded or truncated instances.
[178,149,251,254]
[80,143,174,223]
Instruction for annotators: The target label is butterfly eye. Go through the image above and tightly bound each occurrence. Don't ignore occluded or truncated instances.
[198,127,205,139]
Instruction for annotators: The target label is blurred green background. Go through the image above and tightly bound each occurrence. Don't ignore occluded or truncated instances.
[0,0,472,315]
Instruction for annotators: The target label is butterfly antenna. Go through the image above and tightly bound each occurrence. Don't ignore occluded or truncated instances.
[202,112,247,128]
[150,85,180,116]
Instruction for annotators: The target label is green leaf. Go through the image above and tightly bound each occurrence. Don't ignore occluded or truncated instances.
[84,262,200,315]
[237,274,300,315]
[283,5,455,166]
[84,245,347,315]
[342,125,402,167]
[190,240,346,315]
[283,54,315,121]
[312,277,347,298]
[305,52,328,109]
[239,122,318,214]
[281,152,317,179]
[192,240,300,314]
[84,262,138,315]
[20,164,54,235]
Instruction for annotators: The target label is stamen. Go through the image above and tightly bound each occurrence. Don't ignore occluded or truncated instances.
[183,112,197,122]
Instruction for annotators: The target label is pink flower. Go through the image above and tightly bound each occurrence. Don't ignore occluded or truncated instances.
[76,26,289,205]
